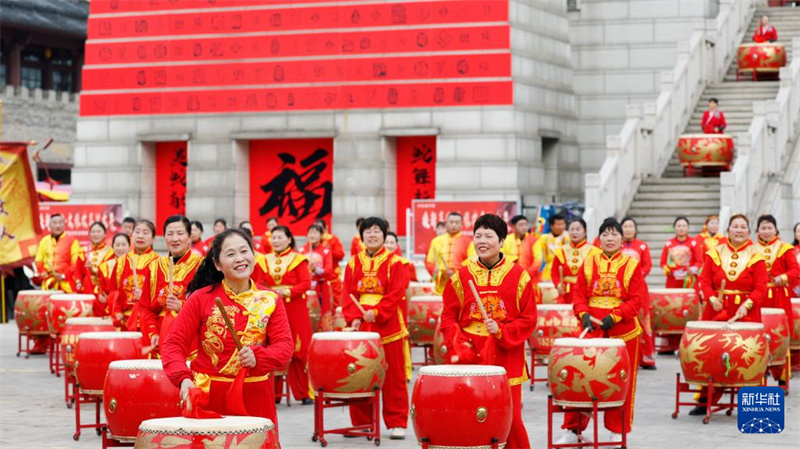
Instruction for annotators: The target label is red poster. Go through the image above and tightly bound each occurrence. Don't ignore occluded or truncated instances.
[396,136,436,236]
[249,139,333,237]
[411,200,518,256]
[155,142,187,234]
[38,203,124,247]
[90,0,341,15]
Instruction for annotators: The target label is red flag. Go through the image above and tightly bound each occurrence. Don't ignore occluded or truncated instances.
[224,368,249,416]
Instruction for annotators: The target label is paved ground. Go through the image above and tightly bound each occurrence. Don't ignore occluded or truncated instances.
[0,322,797,449]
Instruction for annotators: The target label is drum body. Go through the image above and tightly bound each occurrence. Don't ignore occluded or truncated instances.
[530,305,577,358]
[407,282,435,299]
[135,417,279,449]
[538,282,559,304]
[408,296,443,345]
[14,290,60,335]
[75,331,144,395]
[649,288,699,334]
[677,134,735,169]
[48,294,95,334]
[61,317,115,373]
[307,331,386,397]
[306,290,320,331]
[737,42,787,72]
[789,298,800,350]
[104,360,181,441]
[549,338,631,408]
[761,307,790,366]
[412,365,512,448]
[679,321,769,387]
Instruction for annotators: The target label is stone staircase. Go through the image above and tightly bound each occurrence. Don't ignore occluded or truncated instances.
[626,6,798,287]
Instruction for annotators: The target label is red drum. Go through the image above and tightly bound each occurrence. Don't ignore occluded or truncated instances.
[761,307,790,367]
[737,43,786,77]
[791,298,800,350]
[104,360,181,441]
[135,417,279,449]
[549,338,631,408]
[61,317,115,374]
[412,365,512,448]
[433,318,446,365]
[14,290,61,335]
[332,307,347,332]
[408,295,443,345]
[48,294,95,334]
[679,321,769,387]
[407,282,435,299]
[74,331,144,395]
[649,288,700,334]
[677,134,735,172]
[306,290,321,331]
[307,331,386,398]
[530,305,577,358]
[538,282,559,304]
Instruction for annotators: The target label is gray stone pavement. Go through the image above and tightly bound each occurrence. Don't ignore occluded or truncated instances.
[0,322,797,449]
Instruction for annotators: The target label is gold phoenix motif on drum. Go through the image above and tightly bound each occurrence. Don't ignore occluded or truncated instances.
[549,346,626,404]
[737,44,786,70]
[15,296,50,334]
[651,294,699,333]
[677,136,734,166]
[679,330,768,386]
[336,341,386,393]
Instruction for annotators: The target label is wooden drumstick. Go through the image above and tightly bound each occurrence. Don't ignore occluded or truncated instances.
[349,294,368,316]
[579,327,591,339]
[215,297,243,351]
[168,256,174,294]
[558,266,564,290]
[467,280,490,322]
[590,316,604,327]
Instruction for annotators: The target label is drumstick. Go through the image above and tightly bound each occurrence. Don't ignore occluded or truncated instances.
[558,266,564,290]
[215,297,243,351]
[716,279,726,303]
[132,254,141,291]
[168,256,174,295]
[579,327,591,339]
[467,280,489,322]
[349,294,368,316]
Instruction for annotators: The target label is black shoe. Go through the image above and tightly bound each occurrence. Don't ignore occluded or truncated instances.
[640,365,657,371]
[275,399,281,404]
[657,350,675,356]
[778,380,787,386]
[302,398,314,405]
[688,406,707,416]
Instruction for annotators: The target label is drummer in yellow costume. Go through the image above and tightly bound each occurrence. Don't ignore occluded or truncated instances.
[524,213,569,282]
[425,212,470,294]
[34,214,83,292]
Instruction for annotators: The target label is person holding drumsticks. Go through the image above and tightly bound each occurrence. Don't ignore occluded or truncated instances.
[551,218,601,304]
[557,218,646,446]
[161,228,293,426]
[112,220,160,330]
[440,214,538,449]
[342,217,410,440]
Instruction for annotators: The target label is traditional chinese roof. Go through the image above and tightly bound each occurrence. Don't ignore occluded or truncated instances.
[0,0,89,38]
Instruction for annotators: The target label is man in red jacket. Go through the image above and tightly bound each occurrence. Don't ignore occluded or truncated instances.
[701,98,727,134]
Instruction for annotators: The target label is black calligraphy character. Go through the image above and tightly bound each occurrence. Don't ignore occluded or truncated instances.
[412,145,434,164]
[258,149,332,224]
[413,167,431,185]
[414,189,432,200]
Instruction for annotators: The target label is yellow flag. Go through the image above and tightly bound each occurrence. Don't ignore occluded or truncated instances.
[0,142,42,268]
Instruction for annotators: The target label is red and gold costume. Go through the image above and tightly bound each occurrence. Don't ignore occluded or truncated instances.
[522,232,569,282]
[441,256,538,448]
[699,241,768,323]
[300,241,344,308]
[793,245,800,298]
[551,239,601,304]
[564,251,646,435]
[261,230,273,255]
[660,237,702,289]
[191,239,209,256]
[161,281,293,425]
[351,235,365,257]
[253,248,313,401]
[425,232,470,294]
[96,257,119,317]
[621,238,655,368]
[342,247,410,431]
[753,25,778,43]
[701,110,727,134]
[112,249,160,330]
[501,233,526,261]
[34,232,82,292]
[74,241,115,314]
[694,231,727,256]
[299,242,338,319]
[138,251,203,353]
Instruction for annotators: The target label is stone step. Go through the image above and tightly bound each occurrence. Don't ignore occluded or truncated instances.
[633,192,720,201]
[637,183,719,193]
[690,111,762,118]
[630,215,710,225]
[640,177,720,185]
[629,201,719,210]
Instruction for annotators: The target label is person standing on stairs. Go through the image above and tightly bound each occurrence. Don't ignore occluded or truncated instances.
[659,217,702,354]
[701,98,727,134]
[753,15,778,43]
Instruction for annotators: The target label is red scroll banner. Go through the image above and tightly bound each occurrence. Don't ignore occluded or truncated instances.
[38,203,124,247]
[249,139,333,237]
[155,142,188,234]
[396,136,436,236]
[411,200,518,256]
[0,142,42,269]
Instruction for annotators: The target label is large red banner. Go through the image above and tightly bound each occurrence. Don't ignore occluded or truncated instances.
[412,200,518,256]
[0,143,42,269]
[396,136,436,237]
[38,203,124,247]
[90,0,347,15]
[155,142,187,234]
[249,139,333,237]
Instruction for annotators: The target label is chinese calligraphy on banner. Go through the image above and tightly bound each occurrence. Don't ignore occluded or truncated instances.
[249,139,333,237]
[396,136,436,236]
[155,141,187,233]
[0,143,42,269]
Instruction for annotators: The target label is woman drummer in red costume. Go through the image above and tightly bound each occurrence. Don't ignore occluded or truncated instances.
[252,225,314,405]
[342,217,410,440]
[441,214,538,449]
[552,218,601,304]
[161,228,293,426]
[620,217,657,370]
[113,220,159,330]
[557,218,646,446]
[96,233,130,317]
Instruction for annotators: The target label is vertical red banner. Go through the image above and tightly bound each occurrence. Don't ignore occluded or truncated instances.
[396,136,436,236]
[155,141,187,234]
[249,139,333,237]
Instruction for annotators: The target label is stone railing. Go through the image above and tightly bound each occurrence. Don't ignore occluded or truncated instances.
[720,37,800,229]
[0,85,79,103]
[583,0,755,234]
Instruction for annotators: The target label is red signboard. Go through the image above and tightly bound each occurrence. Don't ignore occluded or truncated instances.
[38,203,124,247]
[411,200,518,256]
[396,136,436,236]
[249,139,333,237]
[155,142,187,234]
[90,0,347,15]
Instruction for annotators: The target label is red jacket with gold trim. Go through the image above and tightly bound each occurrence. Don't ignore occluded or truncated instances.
[699,241,768,322]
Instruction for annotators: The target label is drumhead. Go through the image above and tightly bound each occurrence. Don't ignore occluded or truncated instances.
[554,337,625,348]
[109,359,163,370]
[79,331,142,340]
[139,416,274,434]
[409,282,434,288]
[792,298,800,304]
[761,308,786,316]
[419,364,506,377]
[18,290,62,296]
[685,321,764,331]
[537,304,573,312]
[410,295,442,303]
[538,282,555,288]
[66,317,113,326]
[312,331,380,341]
[648,288,696,294]
[50,293,96,301]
